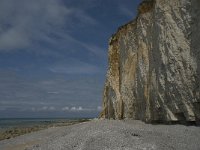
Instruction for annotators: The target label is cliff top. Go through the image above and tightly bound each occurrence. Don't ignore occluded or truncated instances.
[109,0,155,45]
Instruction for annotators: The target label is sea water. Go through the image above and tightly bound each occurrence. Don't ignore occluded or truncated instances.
[0,118,70,131]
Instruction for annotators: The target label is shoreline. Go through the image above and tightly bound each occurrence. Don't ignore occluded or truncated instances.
[0,119,90,141]
[0,120,199,150]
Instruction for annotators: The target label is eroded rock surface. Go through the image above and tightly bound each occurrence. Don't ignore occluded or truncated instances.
[100,0,200,124]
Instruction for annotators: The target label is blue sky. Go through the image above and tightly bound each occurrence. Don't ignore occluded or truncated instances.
[0,0,141,118]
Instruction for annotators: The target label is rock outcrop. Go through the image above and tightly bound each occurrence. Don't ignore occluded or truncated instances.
[100,0,200,124]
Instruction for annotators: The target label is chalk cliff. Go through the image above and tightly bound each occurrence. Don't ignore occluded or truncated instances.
[100,0,200,124]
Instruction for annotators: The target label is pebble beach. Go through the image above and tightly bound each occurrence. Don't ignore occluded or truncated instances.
[0,119,200,150]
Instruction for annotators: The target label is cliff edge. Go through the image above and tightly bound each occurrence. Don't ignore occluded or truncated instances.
[100,0,200,124]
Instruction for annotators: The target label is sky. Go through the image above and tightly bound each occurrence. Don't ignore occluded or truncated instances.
[0,0,141,118]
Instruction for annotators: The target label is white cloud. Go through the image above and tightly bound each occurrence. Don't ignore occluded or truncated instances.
[73,10,97,25]
[119,6,135,18]
[80,43,106,58]
[62,106,69,111]
[0,0,97,51]
[69,106,92,112]
[49,106,56,111]
[33,106,57,111]
[77,106,83,111]
[41,106,48,111]
[70,107,77,111]
[0,28,31,50]
[0,72,104,114]
[47,91,59,94]
[49,60,100,74]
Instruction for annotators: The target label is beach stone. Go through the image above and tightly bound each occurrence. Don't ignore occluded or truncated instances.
[1,120,199,150]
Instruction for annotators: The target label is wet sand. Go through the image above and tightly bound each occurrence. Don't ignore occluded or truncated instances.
[0,119,90,141]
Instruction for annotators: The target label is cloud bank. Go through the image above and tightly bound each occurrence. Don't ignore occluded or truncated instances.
[0,0,97,52]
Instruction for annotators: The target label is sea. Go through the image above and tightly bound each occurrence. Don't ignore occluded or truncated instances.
[0,118,74,131]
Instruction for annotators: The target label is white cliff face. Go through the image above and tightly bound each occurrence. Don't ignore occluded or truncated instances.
[100,0,200,124]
